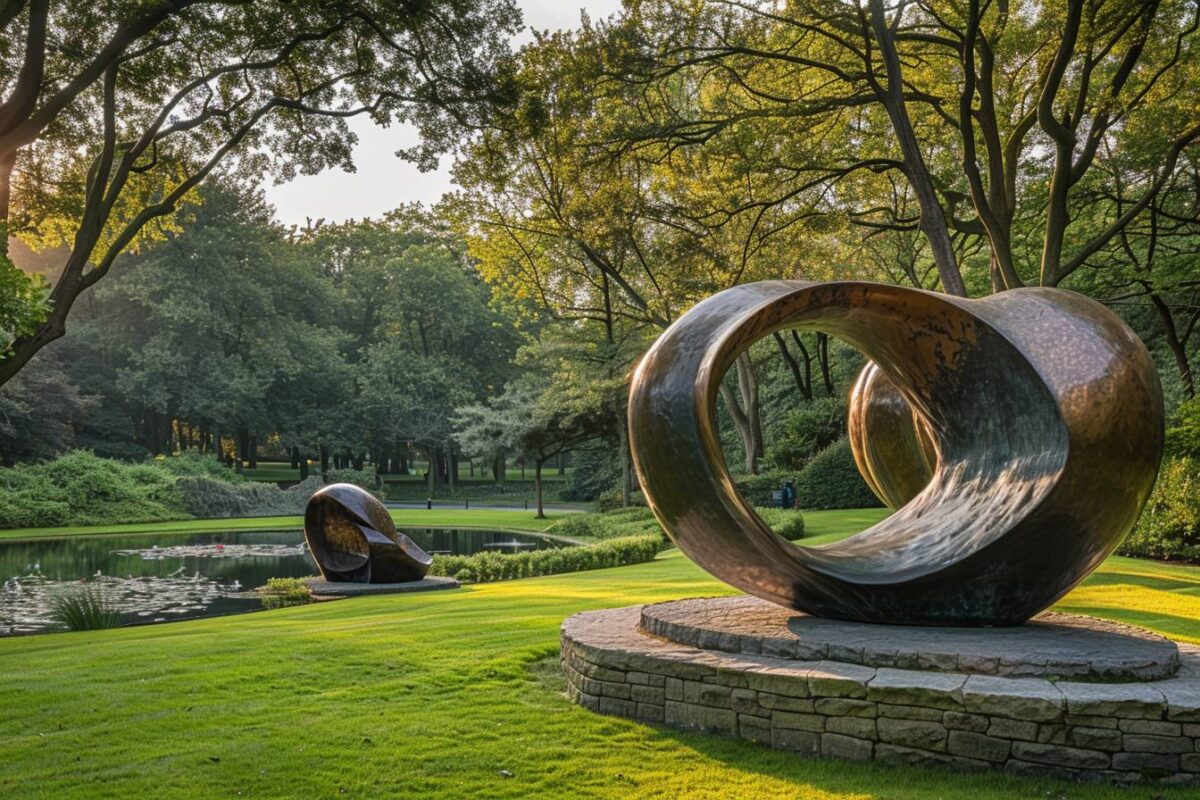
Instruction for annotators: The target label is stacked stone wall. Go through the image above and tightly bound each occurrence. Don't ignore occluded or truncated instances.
[562,606,1200,784]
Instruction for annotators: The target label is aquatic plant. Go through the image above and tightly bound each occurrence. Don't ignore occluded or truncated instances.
[258,577,312,610]
[48,586,121,631]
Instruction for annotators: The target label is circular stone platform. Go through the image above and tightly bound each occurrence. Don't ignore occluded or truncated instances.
[305,575,459,597]
[563,598,1200,784]
[640,596,1180,681]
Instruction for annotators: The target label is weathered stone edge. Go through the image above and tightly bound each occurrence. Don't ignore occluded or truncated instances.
[637,597,1181,681]
[566,605,1200,784]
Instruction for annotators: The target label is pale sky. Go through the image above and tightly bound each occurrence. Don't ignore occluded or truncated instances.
[263,1,624,228]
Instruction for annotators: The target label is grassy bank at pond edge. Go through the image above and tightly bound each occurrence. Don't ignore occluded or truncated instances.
[0,508,564,541]
[4,507,1200,797]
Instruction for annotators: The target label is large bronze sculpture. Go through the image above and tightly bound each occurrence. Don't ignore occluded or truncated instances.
[628,281,1163,626]
[304,483,432,583]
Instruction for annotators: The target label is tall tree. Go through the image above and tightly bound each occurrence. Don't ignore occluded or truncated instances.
[615,0,1200,295]
[0,0,521,386]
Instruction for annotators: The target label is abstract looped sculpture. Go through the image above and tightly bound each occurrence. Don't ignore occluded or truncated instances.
[628,281,1163,626]
[304,483,432,583]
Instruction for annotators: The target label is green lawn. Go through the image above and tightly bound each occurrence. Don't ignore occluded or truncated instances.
[0,508,563,541]
[239,460,573,485]
[2,508,1198,797]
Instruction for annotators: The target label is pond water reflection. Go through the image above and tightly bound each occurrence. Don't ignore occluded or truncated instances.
[0,527,557,635]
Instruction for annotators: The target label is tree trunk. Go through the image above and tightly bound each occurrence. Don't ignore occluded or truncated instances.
[816,333,835,397]
[290,446,300,470]
[299,455,309,481]
[1149,292,1197,400]
[429,447,445,492]
[720,381,757,475]
[617,414,633,507]
[735,353,764,468]
[773,332,812,400]
[234,426,245,474]
[534,458,545,519]
[447,446,456,490]
[248,435,257,469]
[867,0,966,297]
[319,447,330,477]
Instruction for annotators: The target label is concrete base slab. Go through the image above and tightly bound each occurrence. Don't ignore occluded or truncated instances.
[306,575,459,597]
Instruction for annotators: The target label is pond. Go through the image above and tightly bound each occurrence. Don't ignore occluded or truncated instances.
[0,527,560,636]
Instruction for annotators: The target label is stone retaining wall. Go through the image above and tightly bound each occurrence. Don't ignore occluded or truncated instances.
[562,606,1200,784]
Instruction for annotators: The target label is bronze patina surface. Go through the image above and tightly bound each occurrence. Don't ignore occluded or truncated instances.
[304,483,432,583]
[628,281,1163,626]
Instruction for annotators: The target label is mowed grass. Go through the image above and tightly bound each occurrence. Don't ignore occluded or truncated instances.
[239,461,572,484]
[0,508,564,541]
[2,509,1200,798]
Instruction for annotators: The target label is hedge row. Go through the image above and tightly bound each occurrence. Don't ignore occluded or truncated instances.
[794,438,883,510]
[733,439,882,511]
[546,505,804,543]
[427,534,663,584]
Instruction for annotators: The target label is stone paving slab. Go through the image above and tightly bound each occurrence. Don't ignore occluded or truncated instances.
[306,575,459,596]
[639,595,1181,680]
[565,601,1200,784]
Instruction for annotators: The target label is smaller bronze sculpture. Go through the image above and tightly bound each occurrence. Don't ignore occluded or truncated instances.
[304,483,432,583]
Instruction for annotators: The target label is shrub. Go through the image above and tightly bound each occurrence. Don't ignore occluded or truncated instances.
[794,438,882,510]
[258,577,312,609]
[176,476,324,518]
[427,534,663,583]
[1166,399,1200,459]
[1119,456,1200,561]
[596,488,646,511]
[324,468,382,492]
[547,505,803,543]
[733,470,795,506]
[755,507,806,540]
[49,586,121,631]
[768,397,848,470]
[546,507,663,542]
[0,451,188,529]
[155,451,242,482]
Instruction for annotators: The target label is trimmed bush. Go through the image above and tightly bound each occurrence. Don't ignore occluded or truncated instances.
[547,505,803,542]
[547,507,663,541]
[1119,456,1200,561]
[794,438,882,510]
[596,488,646,511]
[754,507,806,540]
[733,470,795,506]
[427,534,663,583]
[0,451,187,528]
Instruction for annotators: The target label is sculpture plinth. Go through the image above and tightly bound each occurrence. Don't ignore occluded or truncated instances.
[562,601,1200,783]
